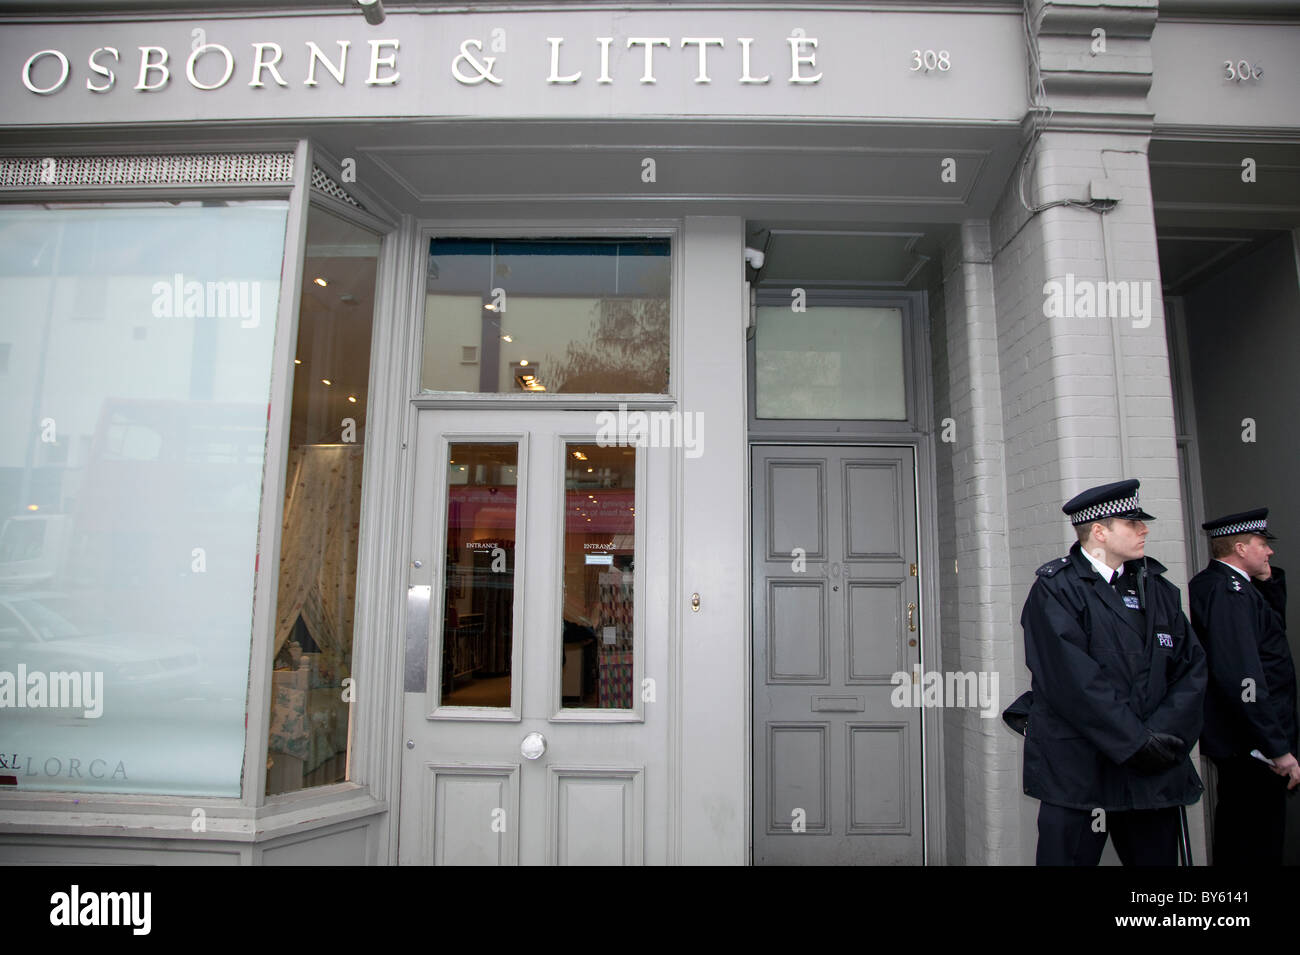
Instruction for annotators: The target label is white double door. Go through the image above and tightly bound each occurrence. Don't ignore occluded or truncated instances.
[398,409,671,865]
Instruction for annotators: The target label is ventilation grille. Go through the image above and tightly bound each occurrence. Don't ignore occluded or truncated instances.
[0,152,294,188]
[311,165,363,209]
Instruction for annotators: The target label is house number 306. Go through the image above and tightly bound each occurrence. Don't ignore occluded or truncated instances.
[1223,60,1263,82]
[910,50,951,72]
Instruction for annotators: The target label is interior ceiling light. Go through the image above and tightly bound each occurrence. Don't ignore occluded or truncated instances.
[572,451,588,460]
[502,335,513,342]
[519,359,529,366]
[348,395,357,403]
[356,0,385,26]
[484,303,497,311]
[314,277,328,287]
[294,358,302,364]
[321,378,332,385]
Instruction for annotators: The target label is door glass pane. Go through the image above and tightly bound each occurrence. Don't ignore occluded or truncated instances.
[562,443,635,709]
[440,443,518,707]
[755,305,906,420]
[266,205,381,797]
[421,238,670,394]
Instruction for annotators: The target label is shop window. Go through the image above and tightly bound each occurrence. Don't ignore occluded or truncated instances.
[265,205,380,796]
[0,200,288,797]
[755,305,906,420]
[561,442,635,709]
[421,238,670,394]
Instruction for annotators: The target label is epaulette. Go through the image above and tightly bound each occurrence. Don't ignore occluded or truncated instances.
[1036,556,1071,577]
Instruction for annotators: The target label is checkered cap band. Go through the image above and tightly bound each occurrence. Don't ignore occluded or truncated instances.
[1069,494,1140,525]
[1209,519,1267,537]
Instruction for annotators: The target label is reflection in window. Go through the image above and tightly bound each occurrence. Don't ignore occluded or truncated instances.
[266,206,381,796]
[421,238,670,394]
[0,200,288,797]
[561,443,635,709]
[440,443,519,708]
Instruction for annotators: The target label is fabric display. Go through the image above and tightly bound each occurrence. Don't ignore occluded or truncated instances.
[596,570,634,707]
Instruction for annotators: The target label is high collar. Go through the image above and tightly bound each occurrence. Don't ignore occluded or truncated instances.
[1080,545,1121,581]
[1213,559,1252,582]
[1068,541,1166,578]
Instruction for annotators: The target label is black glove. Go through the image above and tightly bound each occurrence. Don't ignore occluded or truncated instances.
[1124,732,1185,774]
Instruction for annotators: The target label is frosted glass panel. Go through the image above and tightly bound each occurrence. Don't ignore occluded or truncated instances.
[756,306,906,420]
[0,201,288,796]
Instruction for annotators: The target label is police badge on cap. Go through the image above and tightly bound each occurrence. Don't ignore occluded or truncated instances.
[1201,507,1277,540]
[1062,478,1157,526]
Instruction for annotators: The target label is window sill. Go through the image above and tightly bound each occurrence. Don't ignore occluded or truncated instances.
[0,783,386,843]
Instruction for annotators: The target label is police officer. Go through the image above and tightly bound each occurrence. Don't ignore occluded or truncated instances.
[1019,479,1207,865]
[1189,509,1300,866]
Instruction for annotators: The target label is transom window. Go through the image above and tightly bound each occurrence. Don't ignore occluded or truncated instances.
[421,237,670,395]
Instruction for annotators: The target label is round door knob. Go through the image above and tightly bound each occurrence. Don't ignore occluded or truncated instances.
[520,732,547,760]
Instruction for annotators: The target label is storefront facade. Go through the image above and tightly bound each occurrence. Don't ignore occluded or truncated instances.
[0,0,1296,865]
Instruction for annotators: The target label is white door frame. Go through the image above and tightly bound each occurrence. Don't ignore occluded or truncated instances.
[388,219,685,864]
[744,287,946,865]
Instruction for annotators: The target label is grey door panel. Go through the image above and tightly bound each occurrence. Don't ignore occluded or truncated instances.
[752,445,922,865]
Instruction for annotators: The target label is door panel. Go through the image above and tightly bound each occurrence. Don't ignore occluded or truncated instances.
[753,445,923,865]
[399,410,669,865]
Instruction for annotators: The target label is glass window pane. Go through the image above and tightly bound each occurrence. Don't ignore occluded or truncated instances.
[421,238,670,394]
[755,306,906,420]
[440,443,518,707]
[266,206,381,796]
[0,200,288,796]
[562,443,635,709]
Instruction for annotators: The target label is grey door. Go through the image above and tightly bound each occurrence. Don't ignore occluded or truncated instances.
[752,446,923,865]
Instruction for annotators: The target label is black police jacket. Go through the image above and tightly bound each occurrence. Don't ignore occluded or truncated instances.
[1019,542,1206,811]
[1189,561,1298,760]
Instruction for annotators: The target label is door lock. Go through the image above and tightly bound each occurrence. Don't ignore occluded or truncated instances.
[691,593,700,613]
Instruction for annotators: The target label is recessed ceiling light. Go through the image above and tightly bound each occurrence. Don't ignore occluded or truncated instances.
[314,277,328,287]
[348,395,357,403]
[321,378,332,385]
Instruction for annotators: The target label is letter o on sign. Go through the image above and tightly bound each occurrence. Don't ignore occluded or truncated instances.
[22,49,71,94]
[186,43,235,90]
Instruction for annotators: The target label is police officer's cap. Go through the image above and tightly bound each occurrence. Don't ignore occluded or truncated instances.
[1202,507,1277,540]
[1062,478,1156,526]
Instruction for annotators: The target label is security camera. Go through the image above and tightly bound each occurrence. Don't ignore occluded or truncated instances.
[356,0,385,26]
[744,246,765,270]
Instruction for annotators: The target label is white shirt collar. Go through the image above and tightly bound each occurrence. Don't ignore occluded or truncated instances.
[1081,545,1121,581]
[1214,559,1252,582]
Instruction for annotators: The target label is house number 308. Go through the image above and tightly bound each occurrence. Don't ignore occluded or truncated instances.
[1223,60,1263,82]
[910,50,951,72]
